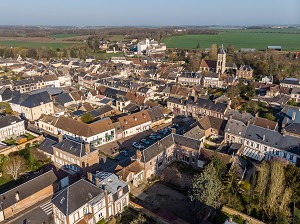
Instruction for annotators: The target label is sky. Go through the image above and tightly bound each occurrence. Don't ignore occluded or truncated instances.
[0,0,299,26]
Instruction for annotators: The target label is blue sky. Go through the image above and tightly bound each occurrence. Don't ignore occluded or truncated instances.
[0,0,299,26]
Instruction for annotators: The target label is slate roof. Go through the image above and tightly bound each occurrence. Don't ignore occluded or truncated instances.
[52,179,104,216]
[0,87,14,101]
[54,139,97,157]
[55,93,74,105]
[198,116,227,131]
[10,91,52,108]
[244,124,300,154]
[200,59,217,69]
[0,170,57,210]
[195,98,227,114]
[225,119,247,136]
[89,105,114,118]
[281,78,299,85]
[0,115,23,129]
[141,134,201,163]
[198,148,232,165]
[285,123,300,136]
[38,138,57,155]
[146,107,164,122]
[184,125,205,140]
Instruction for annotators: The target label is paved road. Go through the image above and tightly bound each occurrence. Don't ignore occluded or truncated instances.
[6,200,53,224]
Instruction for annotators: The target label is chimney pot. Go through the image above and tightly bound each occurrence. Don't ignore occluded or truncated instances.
[171,128,176,134]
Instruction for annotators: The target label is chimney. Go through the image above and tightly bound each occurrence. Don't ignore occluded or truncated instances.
[58,134,63,143]
[171,128,176,134]
[292,111,296,121]
[85,142,91,154]
[87,172,93,183]
[136,150,142,161]
[95,176,100,187]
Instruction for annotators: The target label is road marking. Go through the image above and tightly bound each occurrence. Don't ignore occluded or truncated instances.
[40,201,52,215]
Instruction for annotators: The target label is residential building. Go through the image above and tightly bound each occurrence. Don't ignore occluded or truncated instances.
[10,91,54,121]
[55,116,115,147]
[280,78,300,88]
[0,115,25,141]
[0,170,57,221]
[52,179,106,224]
[118,110,151,138]
[53,139,99,174]
[224,118,247,144]
[236,65,253,79]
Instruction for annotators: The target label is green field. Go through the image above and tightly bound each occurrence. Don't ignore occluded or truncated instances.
[0,40,76,48]
[48,33,82,38]
[163,28,300,50]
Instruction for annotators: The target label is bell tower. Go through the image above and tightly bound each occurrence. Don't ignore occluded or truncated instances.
[216,44,226,74]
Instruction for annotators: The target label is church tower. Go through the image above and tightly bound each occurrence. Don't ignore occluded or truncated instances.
[216,44,226,74]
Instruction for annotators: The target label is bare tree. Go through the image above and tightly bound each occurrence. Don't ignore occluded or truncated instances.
[3,155,26,180]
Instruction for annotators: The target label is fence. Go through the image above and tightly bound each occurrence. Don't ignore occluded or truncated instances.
[0,135,44,156]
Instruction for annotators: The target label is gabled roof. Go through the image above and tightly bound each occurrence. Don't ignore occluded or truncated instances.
[1,170,57,210]
[198,116,227,131]
[52,179,104,216]
[253,117,277,130]
[200,59,217,69]
[55,116,114,137]
[146,107,164,122]
[195,98,227,114]
[118,110,151,130]
[0,115,23,129]
[54,139,97,157]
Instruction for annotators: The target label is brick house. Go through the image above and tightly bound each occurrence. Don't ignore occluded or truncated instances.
[0,170,57,221]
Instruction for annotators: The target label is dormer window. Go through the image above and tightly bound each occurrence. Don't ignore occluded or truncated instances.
[134,117,137,121]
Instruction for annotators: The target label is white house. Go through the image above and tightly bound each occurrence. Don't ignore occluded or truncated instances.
[0,115,25,141]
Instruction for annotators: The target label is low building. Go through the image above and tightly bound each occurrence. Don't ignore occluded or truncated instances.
[0,115,25,141]
[0,170,57,221]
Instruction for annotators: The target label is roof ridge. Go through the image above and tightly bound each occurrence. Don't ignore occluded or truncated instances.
[0,170,55,195]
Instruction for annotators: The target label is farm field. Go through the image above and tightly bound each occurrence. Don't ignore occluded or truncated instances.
[0,40,77,48]
[48,33,82,38]
[163,28,300,50]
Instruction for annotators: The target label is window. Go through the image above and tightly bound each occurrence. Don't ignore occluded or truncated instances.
[74,212,79,221]
[290,155,294,160]
[83,207,88,214]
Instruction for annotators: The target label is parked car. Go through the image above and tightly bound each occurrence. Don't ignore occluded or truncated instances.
[140,138,150,145]
[156,135,162,139]
[172,123,180,128]
[132,142,144,149]
[120,150,129,156]
[158,129,167,135]
[149,135,156,140]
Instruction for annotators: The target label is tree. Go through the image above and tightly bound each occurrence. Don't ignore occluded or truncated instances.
[263,113,275,121]
[226,86,240,99]
[210,155,226,178]
[130,213,146,224]
[27,48,37,58]
[3,155,26,180]
[209,44,218,60]
[285,164,300,202]
[190,163,224,209]
[81,113,93,123]
[226,44,235,54]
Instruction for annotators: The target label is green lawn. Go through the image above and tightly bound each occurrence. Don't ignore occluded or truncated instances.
[0,40,76,48]
[48,33,82,39]
[25,132,36,141]
[2,138,16,146]
[294,205,300,223]
[163,28,300,50]
[107,35,126,42]
[92,51,124,60]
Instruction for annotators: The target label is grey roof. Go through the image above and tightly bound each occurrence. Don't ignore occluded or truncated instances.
[141,134,201,163]
[184,125,205,140]
[0,170,57,210]
[54,139,97,157]
[52,179,104,216]
[55,93,73,105]
[225,109,254,124]
[225,119,247,137]
[0,115,23,129]
[90,105,114,118]
[285,123,300,136]
[218,45,226,54]
[29,87,63,96]
[282,108,300,125]
[10,91,52,108]
[38,138,57,155]
[195,98,227,114]
[281,78,299,85]
[0,87,14,101]
[245,124,300,154]
[147,107,164,122]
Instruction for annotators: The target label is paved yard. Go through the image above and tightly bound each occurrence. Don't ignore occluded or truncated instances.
[136,182,198,224]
